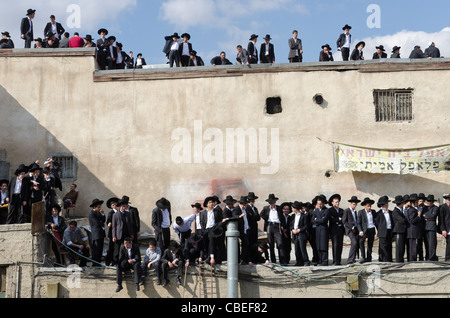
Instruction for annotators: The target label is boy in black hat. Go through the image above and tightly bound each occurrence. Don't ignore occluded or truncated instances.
[7,164,30,224]
[161,241,185,287]
[260,35,275,64]
[357,197,376,263]
[152,197,172,251]
[105,197,119,266]
[188,50,204,67]
[168,32,181,67]
[391,46,401,58]
[290,201,310,266]
[248,34,259,64]
[312,195,330,266]
[350,41,365,61]
[336,24,352,61]
[96,28,109,70]
[179,33,192,67]
[260,194,286,264]
[20,9,36,48]
[1,32,14,48]
[392,195,408,262]
[116,237,142,292]
[0,179,9,206]
[440,194,450,261]
[88,199,106,267]
[342,196,361,264]
[319,44,334,62]
[372,45,387,59]
[424,194,439,261]
[406,194,423,262]
[328,194,344,265]
[375,196,393,262]
[46,204,67,266]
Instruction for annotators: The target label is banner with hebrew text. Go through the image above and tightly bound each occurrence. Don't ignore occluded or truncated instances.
[333,143,450,175]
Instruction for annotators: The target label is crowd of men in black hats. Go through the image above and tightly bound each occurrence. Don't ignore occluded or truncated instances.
[1,10,442,68]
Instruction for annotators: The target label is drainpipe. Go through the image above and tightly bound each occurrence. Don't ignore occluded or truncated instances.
[226,219,239,298]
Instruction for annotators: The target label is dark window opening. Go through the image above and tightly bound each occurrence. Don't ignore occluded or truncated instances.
[266,97,282,115]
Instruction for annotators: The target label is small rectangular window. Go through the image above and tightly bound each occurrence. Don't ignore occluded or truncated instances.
[374,89,413,122]
[52,155,76,180]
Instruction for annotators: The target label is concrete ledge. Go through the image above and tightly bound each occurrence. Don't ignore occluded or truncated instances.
[0,48,96,58]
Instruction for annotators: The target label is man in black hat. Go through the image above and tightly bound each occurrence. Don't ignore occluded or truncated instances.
[184,233,206,265]
[328,194,344,265]
[179,33,193,67]
[260,35,275,64]
[424,194,439,261]
[246,192,261,247]
[106,36,118,70]
[152,197,172,252]
[439,194,450,261]
[105,197,119,266]
[391,46,401,58]
[161,241,185,287]
[372,45,387,59]
[290,201,310,266]
[1,32,14,48]
[112,198,134,264]
[188,50,204,67]
[312,195,330,266]
[116,237,142,292]
[97,28,109,70]
[200,196,223,265]
[375,196,394,262]
[405,194,423,262]
[343,196,361,264]
[0,179,9,206]
[392,195,408,262]
[248,34,259,64]
[88,199,106,267]
[336,24,352,61]
[319,44,334,62]
[260,194,286,264]
[417,193,428,261]
[7,164,30,224]
[234,196,252,265]
[357,197,376,263]
[44,15,65,40]
[288,30,302,63]
[27,163,44,206]
[20,9,36,48]
[350,41,365,61]
[191,202,204,236]
[280,202,292,265]
[43,31,60,48]
[167,32,181,67]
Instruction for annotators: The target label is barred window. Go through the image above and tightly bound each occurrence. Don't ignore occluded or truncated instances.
[374,89,413,122]
[52,155,76,180]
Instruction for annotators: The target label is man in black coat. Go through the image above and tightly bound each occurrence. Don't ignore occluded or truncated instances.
[199,196,223,265]
[328,194,345,265]
[372,45,388,59]
[105,197,119,266]
[112,198,134,264]
[357,197,376,263]
[312,195,330,266]
[7,164,30,224]
[44,15,65,40]
[342,196,361,264]
[350,41,365,61]
[424,42,441,58]
[20,9,35,48]
[406,194,423,262]
[152,197,172,252]
[391,46,401,58]
[336,24,352,61]
[290,201,310,266]
[88,199,106,267]
[247,34,258,64]
[96,28,109,70]
[245,192,261,247]
[161,241,185,287]
[439,194,450,261]
[115,238,142,292]
[424,194,440,261]
[260,35,275,64]
[120,196,140,244]
[211,52,232,66]
[392,195,408,262]
[375,196,394,262]
[260,194,286,264]
[188,51,204,67]
[178,33,193,67]
[409,45,431,59]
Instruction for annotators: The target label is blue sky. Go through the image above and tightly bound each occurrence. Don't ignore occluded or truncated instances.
[2,0,450,64]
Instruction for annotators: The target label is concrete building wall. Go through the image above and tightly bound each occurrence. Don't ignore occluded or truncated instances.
[0,49,448,235]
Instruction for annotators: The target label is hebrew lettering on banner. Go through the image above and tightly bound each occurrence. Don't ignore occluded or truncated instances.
[333,143,450,175]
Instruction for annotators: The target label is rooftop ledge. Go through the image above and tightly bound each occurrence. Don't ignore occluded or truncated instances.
[1,48,449,82]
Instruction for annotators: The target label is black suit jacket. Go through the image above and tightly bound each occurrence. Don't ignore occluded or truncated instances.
[289,212,309,234]
[439,204,450,234]
[260,205,285,230]
[178,42,193,57]
[151,206,172,232]
[319,50,334,62]
[27,175,45,203]
[118,243,141,267]
[8,176,30,203]
[423,205,439,232]
[372,52,388,59]
[44,22,65,38]
[336,33,351,50]
[260,43,275,63]
[247,41,258,62]
[88,210,106,241]
[357,209,376,234]
[45,214,67,236]
[188,56,204,66]
[20,17,33,38]
[211,56,232,66]
[350,48,364,61]
[342,208,358,235]
[199,207,223,231]
[392,206,408,234]
[375,209,394,238]
[407,206,423,239]
[161,247,185,264]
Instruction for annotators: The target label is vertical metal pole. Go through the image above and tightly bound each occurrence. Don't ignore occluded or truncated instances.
[226,220,239,298]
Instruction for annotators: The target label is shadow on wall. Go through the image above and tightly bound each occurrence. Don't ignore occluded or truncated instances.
[353,171,450,204]
[0,85,116,216]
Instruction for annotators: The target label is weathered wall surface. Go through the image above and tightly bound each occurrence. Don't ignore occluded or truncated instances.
[0,49,448,235]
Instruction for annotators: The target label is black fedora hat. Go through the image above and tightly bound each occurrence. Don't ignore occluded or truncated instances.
[15,164,28,175]
[26,9,36,16]
[292,201,304,210]
[280,202,292,211]
[426,194,436,202]
[98,28,108,35]
[328,194,341,205]
[348,196,361,203]
[84,34,94,42]
[181,33,191,40]
[392,46,401,52]
[361,197,375,206]
[212,195,221,204]
[377,195,391,207]
[156,197,171,209]
[107,35,116,42]
[265,194,279,203]
[356,41,365,48]
[29,163,42,172]
[393,195,405,205]
[322,44,332,50]
[0,179,8,186]
[376,45,386,51]
[121,196,131,205]
[169,240,181,251]
[249,34,258,40]
[238,196,249,204]
[189,50,198,56]
[312,194,328,206]
[203,196,215,208]
[52,204,62,213]
[443,194,450,200]
[2,32,10,37]
[418,193,426,200]
[264,34,272,40]
[409,193,419,201]
[90,198,104,208]
[107,197,120,209]
[247,192,259,200]
[191,202,203,211]
[342,24,352,30]
[117,198,129,207]
[171,32,180,38]
[34,38,43,43]
[223,195,238,205]
[187,233,203,244]
[208,226,224,238]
